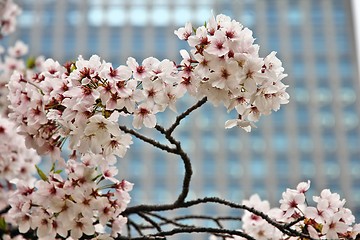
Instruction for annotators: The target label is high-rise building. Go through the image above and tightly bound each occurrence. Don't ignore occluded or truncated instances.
[4,0,360,238]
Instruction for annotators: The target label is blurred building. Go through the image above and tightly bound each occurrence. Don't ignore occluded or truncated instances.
[5,0,360,237]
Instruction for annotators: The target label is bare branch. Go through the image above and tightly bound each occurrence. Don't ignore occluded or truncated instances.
[117,226,256,240]
[166,97,207,135]
[119,126,176,154]
[0,206,10,215]
[137,213,163,235]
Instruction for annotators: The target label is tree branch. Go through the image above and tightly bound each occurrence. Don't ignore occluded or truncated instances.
[137,213,163,235]
[0,206,10,215]
[119,126,176,154]
[117,226,256,240]
[166,97,207,135]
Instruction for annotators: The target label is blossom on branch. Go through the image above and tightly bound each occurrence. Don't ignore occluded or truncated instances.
[211,181,360,240]
[175,13,289,132]
[0,0,21,38]
[7,159,133,240]
[0,116,40,213]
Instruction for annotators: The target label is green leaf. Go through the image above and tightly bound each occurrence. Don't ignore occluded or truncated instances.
[54,169,62,174]
[50,163,55,172]
[35,165,48,181]
[0,217,7,231]
[26,57,36,69]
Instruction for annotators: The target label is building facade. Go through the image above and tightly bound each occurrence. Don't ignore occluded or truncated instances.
[4,0,360,237]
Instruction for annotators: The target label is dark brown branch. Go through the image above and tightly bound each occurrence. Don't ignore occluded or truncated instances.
[142,212,194,229]
[137,213,163,235]
[117,227,256,240]
[0,206,10,215]
[124,196,313,240]
[128,218,145,237]
[283,216,305,228]
[119,126,176,154]
[182,197,312,239]
[166,97,207,135]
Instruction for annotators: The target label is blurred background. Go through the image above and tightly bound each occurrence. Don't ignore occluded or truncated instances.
[4,0,360,238]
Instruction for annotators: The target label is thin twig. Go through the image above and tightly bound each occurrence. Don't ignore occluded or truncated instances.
[128,218,145,237]
[0,206,10,215]
[283,216,305,228]
[137,213,163,235]
[166,97,207,135]
[143,212,194,228]
[119,126,176,154]
[117,226,256,240]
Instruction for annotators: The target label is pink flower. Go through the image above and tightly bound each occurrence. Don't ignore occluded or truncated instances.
[132,103,157,129]
[322,212,349,239]
[206,30,230,56]
[8,40,28,58]
[296,180,311,194]
[174,22,193,40]
[279,189,305,219]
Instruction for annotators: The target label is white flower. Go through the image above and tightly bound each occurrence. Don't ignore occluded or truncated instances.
[296,180,311,194]
[132,103,157,129]
[174,22,193,40]
[279,189,305,219]
[322,212,348,239]
[7,40,28,58]
[206,30,230,57]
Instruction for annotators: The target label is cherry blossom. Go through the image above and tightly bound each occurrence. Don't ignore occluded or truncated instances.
[3,11,359,240]
[0,116,40,212]
[0,0,21,37]
[7,159,133,240]
[175,13,289,132]
[211,181,359,240]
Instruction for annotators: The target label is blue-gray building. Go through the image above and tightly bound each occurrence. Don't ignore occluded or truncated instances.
[4,0,360,238]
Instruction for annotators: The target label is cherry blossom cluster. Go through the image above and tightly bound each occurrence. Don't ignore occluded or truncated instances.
[175,14,289,132]
[211,181,360,239]
[6,158,133,239]
[7,54,189,165]
[0,115,40,213]
[0,40,43,116]
[0,0,21,38]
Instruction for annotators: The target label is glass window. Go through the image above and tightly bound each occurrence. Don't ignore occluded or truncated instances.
[292,56,305,78]
[228,179,243,200]
[132,28,145,54]
[203,152,215,178]
[324,155,340,179]
[299,131,313,153]
[154,155,167,177]
[350,153,360,179]
[273,133,288,153]
[341,87,356,105]
[297,105,310,127]
[336,34,350,55]
[287,4,302,26]
[251,155,265,180]
[300,154,315,178]
[250,134,265,153]
[295,87,310,104]
[268,32,280,52]
[312,33,326,55]
[338,56,353,79]
[151,6,170,26]
[322,130,337,153]
[319,110,335,129]
[347,131,360,153]
[315,57,328,79]
[276,155,289,177]
[228,157,243,178]
[343,111,359,130]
